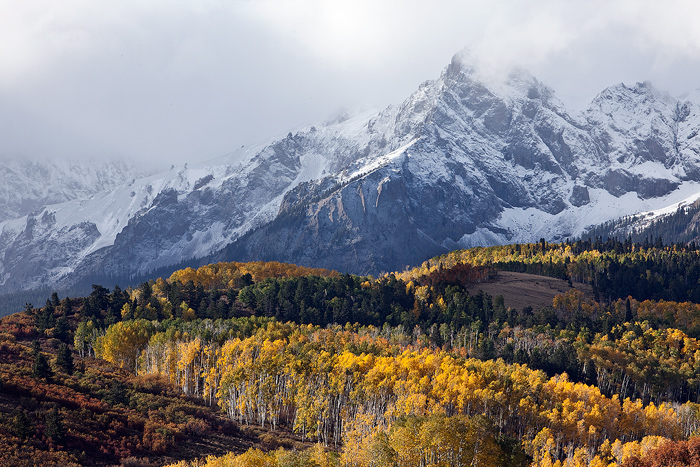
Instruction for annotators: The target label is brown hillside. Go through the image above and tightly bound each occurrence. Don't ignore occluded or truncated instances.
[463,271,593,311]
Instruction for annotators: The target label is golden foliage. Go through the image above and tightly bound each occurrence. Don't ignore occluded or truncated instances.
[169,261,339,289]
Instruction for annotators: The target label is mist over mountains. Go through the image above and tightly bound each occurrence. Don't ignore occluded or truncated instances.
[0,157,142,223]
[2,50,700,297]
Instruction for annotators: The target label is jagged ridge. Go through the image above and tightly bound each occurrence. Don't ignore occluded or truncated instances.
[2,50,700,293]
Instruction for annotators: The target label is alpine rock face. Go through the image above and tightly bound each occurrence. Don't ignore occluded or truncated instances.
[218,54,700,274]
[2,50,700,294]
[0,157,142,223]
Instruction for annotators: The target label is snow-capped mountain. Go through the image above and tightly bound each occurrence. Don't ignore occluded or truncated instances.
[0,157,143,223]
[216,53,700,274]
[582,189,700,245]
[0,111,404,292]
[2,50,700,294]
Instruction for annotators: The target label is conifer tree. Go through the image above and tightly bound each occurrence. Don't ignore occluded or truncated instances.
[62,296,72,314]
[105,379,129,406]
[32,344,53,381]
[55,343,74,375]
[36,303,56,333]
[44,408,64,443]
[625,297,633,323]
[53,316,70,343]
[50,292,60,309]
[12,410,33,439]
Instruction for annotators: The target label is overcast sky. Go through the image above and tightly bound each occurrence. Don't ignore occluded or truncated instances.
[1,0,700,170]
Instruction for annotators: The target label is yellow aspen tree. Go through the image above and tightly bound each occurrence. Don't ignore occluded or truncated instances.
[95,319,154,373]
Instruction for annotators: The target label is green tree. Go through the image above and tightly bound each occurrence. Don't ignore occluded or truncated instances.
[105,379,129,406]
[53,315,70,343]
[55,343,74,375]
[50,292,60,309]
[625,297,633,323]
[12,409,34,439]
[36,303,56,333]
[32,346,53,381]
[61,296,72,314]
[44,407,65,443]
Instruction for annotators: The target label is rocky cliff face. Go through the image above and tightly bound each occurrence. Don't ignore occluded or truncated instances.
[2,50,700,291]
[217,53,700,274]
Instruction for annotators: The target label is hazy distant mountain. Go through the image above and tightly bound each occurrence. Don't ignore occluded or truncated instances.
[0,157,143,223]
[2,50,700,295]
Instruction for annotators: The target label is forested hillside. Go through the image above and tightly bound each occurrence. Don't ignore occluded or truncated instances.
[3,247,700,465]
[583,201,700,248]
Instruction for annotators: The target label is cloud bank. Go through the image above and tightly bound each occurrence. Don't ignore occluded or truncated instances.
[1,0,699,168]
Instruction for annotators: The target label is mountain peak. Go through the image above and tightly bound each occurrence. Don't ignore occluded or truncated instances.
[448,48,479,74]
[441,50,560,113]
[589,80,675,110]
[3,50,700,293]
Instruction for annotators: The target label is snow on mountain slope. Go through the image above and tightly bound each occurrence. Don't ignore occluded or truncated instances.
[488,183,700,245]
[217,52,700,275]
[582,81,700,195]
[3,49,700,291]
[0,110,412,292]
[0,158,144,223]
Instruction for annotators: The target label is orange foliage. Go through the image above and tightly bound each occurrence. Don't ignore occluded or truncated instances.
[621,437,700,467]
[0,328,225,466]
[0,311,38,339]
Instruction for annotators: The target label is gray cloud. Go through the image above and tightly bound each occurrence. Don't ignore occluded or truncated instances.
[1,0,699,168]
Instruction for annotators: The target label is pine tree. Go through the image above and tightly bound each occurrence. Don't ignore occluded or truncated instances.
[12,409,34,439]
[106,379,129,406]
[53,315,70,343]
[32,347,53,381]
[55,343,74,375]
[45,407,65,443]
[36,303,56,333]
[50,292,60,309]
[62,296,72,314]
